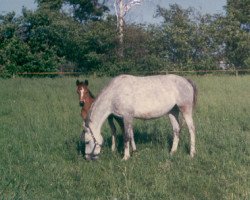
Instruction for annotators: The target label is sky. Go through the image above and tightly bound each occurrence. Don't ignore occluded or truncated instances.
[0,0,227,24]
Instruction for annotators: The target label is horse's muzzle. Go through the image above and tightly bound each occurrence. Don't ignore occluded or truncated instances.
[85,154,99,161]
[79,101,84,107]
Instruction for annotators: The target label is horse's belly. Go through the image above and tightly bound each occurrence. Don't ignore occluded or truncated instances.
[112,85,177,119]
[133,100,175,119]
[135,110,168,119]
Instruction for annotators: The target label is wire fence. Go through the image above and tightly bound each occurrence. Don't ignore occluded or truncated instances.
[15,68,250,77]
[158,69,250,76]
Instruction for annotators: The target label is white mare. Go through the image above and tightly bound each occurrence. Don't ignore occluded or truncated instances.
[84,74,197,160]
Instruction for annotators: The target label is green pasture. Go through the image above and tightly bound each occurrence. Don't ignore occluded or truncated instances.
[0,75,249,199]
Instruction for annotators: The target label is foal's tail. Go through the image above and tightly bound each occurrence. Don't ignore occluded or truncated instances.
[187,79,198,109]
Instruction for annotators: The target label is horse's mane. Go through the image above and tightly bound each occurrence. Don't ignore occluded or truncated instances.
[86,78,116,127]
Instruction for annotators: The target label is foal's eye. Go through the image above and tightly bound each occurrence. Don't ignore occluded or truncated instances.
[85,141,90,145]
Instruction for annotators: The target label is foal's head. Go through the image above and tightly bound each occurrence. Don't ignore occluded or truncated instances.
[76,80,92,107]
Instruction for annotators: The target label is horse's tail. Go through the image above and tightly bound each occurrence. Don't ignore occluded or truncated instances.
[187,79,198,109]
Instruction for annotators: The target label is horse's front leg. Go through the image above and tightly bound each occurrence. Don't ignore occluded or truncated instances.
[122,117,133,160]
[115,116,136,152]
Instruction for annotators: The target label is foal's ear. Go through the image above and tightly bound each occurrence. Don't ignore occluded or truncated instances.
[76,80,80,86]
[84,80,89,86]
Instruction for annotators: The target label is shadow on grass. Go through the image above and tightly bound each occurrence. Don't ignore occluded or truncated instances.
[104,128,174,155]
[63,133,86,160]
[65,125,192,159]
[77,139,85,157]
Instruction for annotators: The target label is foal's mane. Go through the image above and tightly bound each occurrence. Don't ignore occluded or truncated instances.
[88,90,95,99]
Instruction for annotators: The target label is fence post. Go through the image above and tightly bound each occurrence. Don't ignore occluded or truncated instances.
[235,69,238,76]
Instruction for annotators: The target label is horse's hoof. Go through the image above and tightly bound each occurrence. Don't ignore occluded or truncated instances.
[132,150,137,155]
[122,156,130,161]
[170,150,176,156]
[190,151,196,158]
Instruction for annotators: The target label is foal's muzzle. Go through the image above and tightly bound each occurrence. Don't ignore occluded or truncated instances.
[79,101,84,107]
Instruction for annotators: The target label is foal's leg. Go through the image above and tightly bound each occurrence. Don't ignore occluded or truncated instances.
[181,107,196,157]
[122,117,133,160]
[168,108,181,155]
[108,116,117,151]
[80,120,86,142]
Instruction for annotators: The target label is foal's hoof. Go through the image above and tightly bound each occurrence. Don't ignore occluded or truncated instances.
[111,146,116,152]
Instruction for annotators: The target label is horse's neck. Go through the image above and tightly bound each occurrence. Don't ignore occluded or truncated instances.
[89,98,111,133]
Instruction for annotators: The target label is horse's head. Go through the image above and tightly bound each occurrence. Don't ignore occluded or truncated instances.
[84,126,103,161]
[76,80,89,107]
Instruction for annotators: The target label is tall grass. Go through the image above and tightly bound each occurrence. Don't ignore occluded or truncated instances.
[0,75,249,199]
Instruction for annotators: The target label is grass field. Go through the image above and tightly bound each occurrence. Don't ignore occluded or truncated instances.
[0,75,249,199]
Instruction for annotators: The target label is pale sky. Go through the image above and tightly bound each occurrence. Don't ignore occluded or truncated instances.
[0,0,226,24]
[0,0,37,15]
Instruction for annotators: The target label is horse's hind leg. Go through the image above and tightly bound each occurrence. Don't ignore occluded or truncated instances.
[108,116,117,152]
[130,129,136,152]
[122,117,133,160]
[168,107,181,155]
[181,106,196,157]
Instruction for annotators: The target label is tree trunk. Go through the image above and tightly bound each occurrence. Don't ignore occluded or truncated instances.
[118,0,125,58]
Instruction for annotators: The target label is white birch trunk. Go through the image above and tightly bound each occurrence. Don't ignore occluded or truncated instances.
[114,0,144,58]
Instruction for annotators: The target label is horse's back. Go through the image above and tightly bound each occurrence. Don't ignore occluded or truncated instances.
[106,74,194,118]
[112,74,187,83]
[110,74,192,94]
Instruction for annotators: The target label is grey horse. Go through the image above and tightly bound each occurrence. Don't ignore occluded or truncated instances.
[84,74,197,160]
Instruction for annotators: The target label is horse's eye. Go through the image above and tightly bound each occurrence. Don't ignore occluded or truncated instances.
[85,141,90,145]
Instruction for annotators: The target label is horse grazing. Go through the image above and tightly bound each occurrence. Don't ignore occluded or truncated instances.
[83,74,197,161]
[76,79,136,152]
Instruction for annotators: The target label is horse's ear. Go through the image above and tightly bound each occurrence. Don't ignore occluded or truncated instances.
[76,80,80,86]
[84,80,89,86]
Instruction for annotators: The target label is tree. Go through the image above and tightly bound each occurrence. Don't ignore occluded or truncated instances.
[156,4,222,70]
[223,0,250,68]
[35,0,64,10]
[79,16,118,74]
[156,4,194,67]
[64,0,109,22]
[0,9,66,77]
[114,0,144,58]
[226,0,250,24]
[36,0,109,22]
